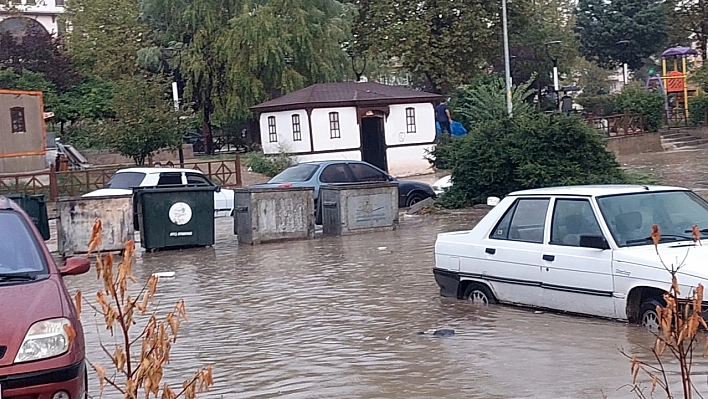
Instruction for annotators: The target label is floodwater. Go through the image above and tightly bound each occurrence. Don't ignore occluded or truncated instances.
[63,210,708,399]
[59,147,708,399]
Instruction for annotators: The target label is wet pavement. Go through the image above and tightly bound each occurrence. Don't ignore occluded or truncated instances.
[62,210,707,399]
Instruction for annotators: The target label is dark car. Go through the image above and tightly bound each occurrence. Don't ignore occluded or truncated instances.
[250,160,436,215]
[0,196,90,399]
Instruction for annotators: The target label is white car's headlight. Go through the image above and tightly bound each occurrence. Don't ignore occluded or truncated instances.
[14,318,72,363]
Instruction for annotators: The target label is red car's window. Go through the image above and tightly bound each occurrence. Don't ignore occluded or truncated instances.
[0,211,47,274]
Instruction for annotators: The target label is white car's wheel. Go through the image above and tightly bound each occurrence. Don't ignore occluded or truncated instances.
[640,299,664,331]
[463,283,496,305]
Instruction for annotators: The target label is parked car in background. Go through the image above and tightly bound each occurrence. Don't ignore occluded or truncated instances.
[432,175,452,196]
[249,160,436,219]
[83,168,235,217]
[0,196,90,399]
[433,185,708,330]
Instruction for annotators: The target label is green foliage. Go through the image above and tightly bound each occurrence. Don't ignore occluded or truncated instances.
[576,84,664,131]
[614,83,664,131]
[450,75,536,129]
[689,93,708,126]
[102,76,187,165]
[426,134,459,170]
[0,68,60,112]
[55,75,115,123]
[243,151,294,178]
[574,0,668,70]
[65,0,151,79]
[572,58,613,96]
[59,122,108,150]
[689,63,708,93]
[437,114,625,208]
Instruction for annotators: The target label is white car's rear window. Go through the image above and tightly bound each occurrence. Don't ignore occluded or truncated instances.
[105,172,146,189]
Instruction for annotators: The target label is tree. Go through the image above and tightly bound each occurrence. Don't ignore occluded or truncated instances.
[352,0,532,93]
[102,75,186,165]
[64,0,151,79]
[575,0,668,70]
[573,57,613,96]
[665,0,708,57]
[141,0,350,154]
[0,68,60,112]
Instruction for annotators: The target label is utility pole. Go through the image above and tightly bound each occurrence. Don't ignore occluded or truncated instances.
[502,0,513,117]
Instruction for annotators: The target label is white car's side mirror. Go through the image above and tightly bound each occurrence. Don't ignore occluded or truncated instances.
[487,197,500,207]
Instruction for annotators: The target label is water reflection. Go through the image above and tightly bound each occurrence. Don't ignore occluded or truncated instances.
[63,213,708,399]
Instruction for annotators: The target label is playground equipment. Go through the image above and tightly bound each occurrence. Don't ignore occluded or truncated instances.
[662,46,698,120]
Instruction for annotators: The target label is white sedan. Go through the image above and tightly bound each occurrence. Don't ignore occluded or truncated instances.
[83,168,235,218]
[434,185,708,330]
[432,175,452,196]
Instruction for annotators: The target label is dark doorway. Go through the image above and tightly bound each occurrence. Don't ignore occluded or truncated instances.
[360,117,387,172]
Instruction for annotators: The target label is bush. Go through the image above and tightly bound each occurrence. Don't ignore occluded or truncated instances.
[438,114,625,208]
[576,94,617,116]
[689,93,708,126]
[244,151,294,177]
[60,121,109,149]
[425,134,461,170]
[614,83,665,131]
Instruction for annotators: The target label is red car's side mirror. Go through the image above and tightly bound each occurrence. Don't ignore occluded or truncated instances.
[61,257,90,276]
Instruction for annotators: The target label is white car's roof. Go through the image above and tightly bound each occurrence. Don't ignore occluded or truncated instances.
[509,185,689,197]
[114,167,204,175]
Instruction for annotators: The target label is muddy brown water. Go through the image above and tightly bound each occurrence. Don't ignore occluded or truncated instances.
[63,209,708,399]
[59,148,708,398]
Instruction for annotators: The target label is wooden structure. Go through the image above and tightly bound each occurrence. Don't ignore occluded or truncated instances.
[0,90,47,174]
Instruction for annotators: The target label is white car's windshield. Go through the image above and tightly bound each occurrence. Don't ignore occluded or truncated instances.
[105,172,146,189]
[596,190,708,247]
[269,164,319,184]
[0,211,47,275]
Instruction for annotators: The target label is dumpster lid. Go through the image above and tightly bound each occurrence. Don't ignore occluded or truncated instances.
[133,185,217,194]
[235,186,315,194]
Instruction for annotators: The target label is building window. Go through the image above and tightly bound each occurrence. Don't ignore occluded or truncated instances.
[292,114,302,141]
[329,112,340,139]
[10,107,26,133]
[268,116,277,143]
[405,107,416,133]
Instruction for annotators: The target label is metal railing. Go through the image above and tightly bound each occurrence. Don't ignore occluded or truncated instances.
[0,158,243,200]
[586,113,647,136]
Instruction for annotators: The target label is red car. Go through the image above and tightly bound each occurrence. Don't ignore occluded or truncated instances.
[0,196,90,399]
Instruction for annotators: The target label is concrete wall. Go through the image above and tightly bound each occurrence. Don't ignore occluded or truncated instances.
[0,91,47,174]
[383,103,436,146]
[81,145,195,166]
[56,195,135,256]
[605,132,663,157]
[233,187,315,244]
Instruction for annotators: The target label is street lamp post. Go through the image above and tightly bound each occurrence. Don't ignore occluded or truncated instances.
[502,0,513,117]
[616,40,630,86]
[544,40,562,110]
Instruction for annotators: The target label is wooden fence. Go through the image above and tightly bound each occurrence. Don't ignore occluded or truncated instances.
[0,158,242,200]
[586,113,648,136]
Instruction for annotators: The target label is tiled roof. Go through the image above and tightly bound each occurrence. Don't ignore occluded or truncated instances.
[250,82,441,112]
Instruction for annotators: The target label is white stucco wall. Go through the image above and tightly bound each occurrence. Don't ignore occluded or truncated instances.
[293,151,362,164]
[310,107,359,152]
[383,103,436,146]
[259,109,312,154]
[386,145,435,177]
[0,1,64,35]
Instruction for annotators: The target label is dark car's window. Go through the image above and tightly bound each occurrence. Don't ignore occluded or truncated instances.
[186,173,213,186]
[0,211,47,274]
[491,198,549,243]
[105,172,146,189]
[550,199,603,246]
[320,164,354,183]
[269,164,319,183]
[348,163,388,182]
[157,172,183,186]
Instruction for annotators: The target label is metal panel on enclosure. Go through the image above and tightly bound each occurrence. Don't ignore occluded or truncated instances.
[321,182,399,236]
[233,187,315,245]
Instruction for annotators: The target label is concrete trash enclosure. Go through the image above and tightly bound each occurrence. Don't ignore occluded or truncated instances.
[320,182,399,236]
[56,195,134,256]
[233,187,316,245]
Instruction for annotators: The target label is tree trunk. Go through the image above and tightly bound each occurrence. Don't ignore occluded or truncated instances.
[202,108,214,155]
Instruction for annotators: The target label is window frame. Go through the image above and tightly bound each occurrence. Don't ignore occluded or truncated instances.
[291,114,302,141]
[10,107,26,133]
[329,112,341,139]
[319,163,353,183]
[185,173,215,187]
[156,172,184,187]
[549,198,604,247]
[489,197,550,244]
[347,163,388,182]
[405,107,416,133]
[267,116,277,143]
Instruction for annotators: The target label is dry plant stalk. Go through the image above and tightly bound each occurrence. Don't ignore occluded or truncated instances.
[77,219,214,399]
[626,224,706,399]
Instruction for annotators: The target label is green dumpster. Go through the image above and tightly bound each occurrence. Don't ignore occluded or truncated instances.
[134,186,215,251]
[5,194,50,241]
